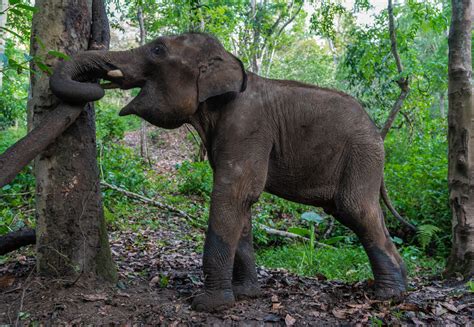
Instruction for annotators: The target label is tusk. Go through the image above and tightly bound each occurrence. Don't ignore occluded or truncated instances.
[100,82,121,89]
[107,69,123,78]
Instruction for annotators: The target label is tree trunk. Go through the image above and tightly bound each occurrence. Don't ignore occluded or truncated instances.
[28,0,116,282]
[446,0,474,278]
[0,0,8,90]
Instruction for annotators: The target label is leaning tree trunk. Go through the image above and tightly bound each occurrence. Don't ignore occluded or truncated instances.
[446,0,474,278]
[28,0,116,281]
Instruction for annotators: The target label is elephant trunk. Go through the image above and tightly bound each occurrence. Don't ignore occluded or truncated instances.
[50,51,123,104]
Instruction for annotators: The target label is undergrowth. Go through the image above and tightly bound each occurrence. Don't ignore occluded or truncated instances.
[257,244,444,283]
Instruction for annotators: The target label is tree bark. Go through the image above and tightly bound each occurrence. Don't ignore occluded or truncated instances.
[446,0,474,278]
[28,0,116,282]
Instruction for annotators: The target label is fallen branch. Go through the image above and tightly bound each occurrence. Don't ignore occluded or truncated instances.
[256,223,335,248]
[0,228,36,255]
[0,103,84,188]
[100,181,194,220]
[101,182,334,247]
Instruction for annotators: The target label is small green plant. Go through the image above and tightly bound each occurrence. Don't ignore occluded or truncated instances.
[176,160,213,197]
[417,224,441,249]
[466,280,474,293]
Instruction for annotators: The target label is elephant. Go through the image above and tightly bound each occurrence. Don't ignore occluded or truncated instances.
[50,32,408,312]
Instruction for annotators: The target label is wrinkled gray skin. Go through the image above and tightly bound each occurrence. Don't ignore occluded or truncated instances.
[50,33,407,312]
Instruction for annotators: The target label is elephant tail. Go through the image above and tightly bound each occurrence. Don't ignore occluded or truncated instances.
[380,179,418,232]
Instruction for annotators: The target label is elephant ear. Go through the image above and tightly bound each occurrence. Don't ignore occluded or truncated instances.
[197,52,247,103]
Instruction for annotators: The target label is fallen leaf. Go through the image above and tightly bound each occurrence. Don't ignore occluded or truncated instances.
[271,294,279,303]
[116,291,130,298]
[441,302,459,313]
[433,305,447,316]
[150,276,160,286]
[0,275,15,289]
[397,303,419,311]
[82,293,107,302]
[347,303,370,309]
[285,314,296,326]
[272,302,283,311]
[332,308,347,319]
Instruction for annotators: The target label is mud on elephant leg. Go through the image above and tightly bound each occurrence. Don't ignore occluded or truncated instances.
[338,203,407,298]
[232,214,261,299]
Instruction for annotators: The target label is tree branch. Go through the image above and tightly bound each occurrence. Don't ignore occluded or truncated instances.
[100,181,194,220]
[0,103,84,188]
[0,228,36,255]
[380,0,409,139]
[256,223,335,248]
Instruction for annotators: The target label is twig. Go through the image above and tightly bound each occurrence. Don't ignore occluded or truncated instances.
[15,266,35,327]
[100,181,194,220]
[256,223,335,248]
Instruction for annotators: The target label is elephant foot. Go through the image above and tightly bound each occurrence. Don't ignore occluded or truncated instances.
[232,282,262,300]
[191,289,235,312]
[373,282,406,300]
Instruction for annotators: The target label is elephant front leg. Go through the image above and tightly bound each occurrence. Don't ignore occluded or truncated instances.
[191,198,246,311]
[232,215,261,299]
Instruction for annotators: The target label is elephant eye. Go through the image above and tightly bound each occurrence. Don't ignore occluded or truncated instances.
[151,44,166,56]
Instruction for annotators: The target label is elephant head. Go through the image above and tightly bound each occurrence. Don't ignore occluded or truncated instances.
[50,33,247,129]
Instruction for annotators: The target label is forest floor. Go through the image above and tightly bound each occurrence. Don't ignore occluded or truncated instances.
[1,126,473,325]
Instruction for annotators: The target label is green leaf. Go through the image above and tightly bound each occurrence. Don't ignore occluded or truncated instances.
[301,211,324,224]
[417,224,441,249]
[0,26,23,39]
[288,227,310,237]
[15,4,37,12]
[48,50,70,60]
[391,236,404,245]
[322,236,346,245]
[35,61,52,74]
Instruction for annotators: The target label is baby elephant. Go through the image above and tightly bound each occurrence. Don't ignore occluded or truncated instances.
[50,32,407,311]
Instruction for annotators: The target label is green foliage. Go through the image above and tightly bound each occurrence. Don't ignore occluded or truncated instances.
[466,280,474,293]
[176,160,213,198]
[257,243,444,282]
[417,224,442,249]
[0,41,29,129]
[96,101,129,142]
[384,116,450,253]
[269,39,337,87]
[339,0,449,127]
[0,127,35,235]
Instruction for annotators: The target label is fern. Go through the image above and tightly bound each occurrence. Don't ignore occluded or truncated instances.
[417,224,441,249]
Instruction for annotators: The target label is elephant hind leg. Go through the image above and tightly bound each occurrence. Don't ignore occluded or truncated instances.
[334,200,407,298]
[332,146,407,297]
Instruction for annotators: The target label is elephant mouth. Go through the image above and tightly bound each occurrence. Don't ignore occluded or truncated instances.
[99,67,145,91]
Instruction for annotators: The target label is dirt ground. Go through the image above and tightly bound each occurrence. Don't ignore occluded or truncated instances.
[1,127,473,325]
